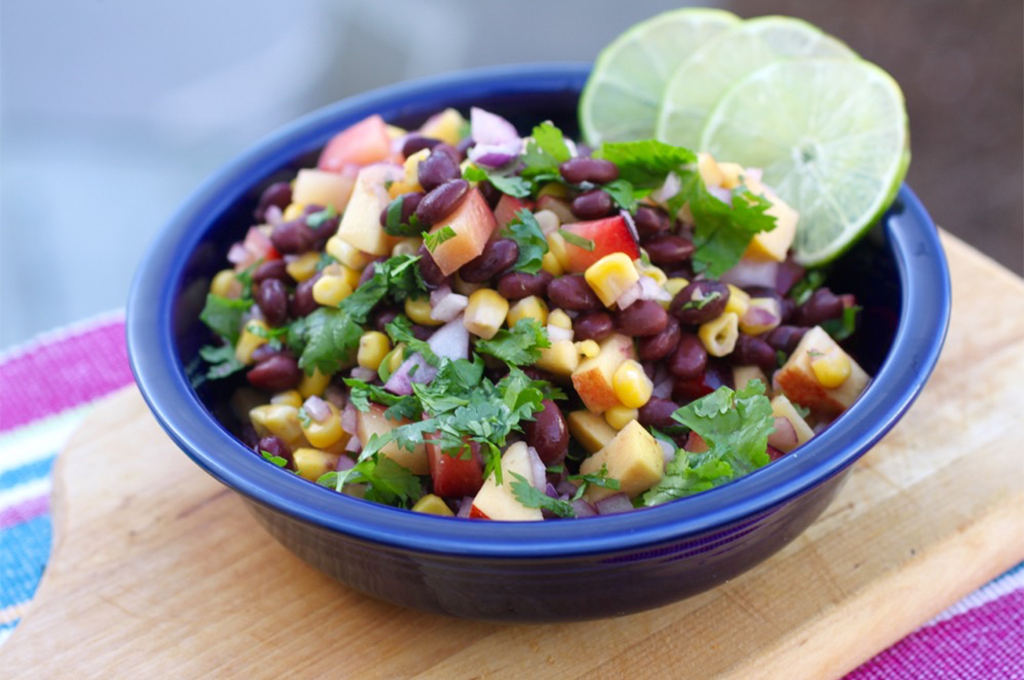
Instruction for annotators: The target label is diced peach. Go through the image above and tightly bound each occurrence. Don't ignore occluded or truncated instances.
[742,176,799,262]
[493,194,534,229]
[774,326,870,417]
[469,442,543,521]
[566,410,618,454]
[571,333,635,414]
[536,194,575,225]
[559,216,640,273]
[579,420,664,502]
[291,168,357,213]
[356,403,428,475]
[337,163,404,255]
[318,114,393,171]
[427,188,497,276]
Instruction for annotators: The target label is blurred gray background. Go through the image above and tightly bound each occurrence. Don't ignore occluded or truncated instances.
[2,0,1021,350]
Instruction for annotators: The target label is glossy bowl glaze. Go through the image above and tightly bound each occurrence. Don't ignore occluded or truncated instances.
[127,64,950,622]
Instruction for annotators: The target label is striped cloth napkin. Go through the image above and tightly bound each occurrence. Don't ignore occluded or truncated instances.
[1,313,1021,677]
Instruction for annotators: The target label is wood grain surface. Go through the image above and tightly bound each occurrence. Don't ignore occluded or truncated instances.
[3,232,1023,679]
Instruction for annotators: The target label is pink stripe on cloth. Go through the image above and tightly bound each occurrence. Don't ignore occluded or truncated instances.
[0,495,49,530]
[0,318,134,432]
[847,588,1024,679]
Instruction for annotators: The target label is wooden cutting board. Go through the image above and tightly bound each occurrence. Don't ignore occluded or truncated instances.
[3,232,1023,679]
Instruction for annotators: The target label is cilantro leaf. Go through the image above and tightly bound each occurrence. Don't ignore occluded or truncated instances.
[319,455,423,508]
[520,122,570,179]
[306,205,337,229]
[789,268,828,306]
[558,227,595,251]
[383,196,424,237]
[501,209,548,275]
[199,294,251,344]
[260,450,289,468]
[423,226,457,252]
[474,318,551,367]
[509,471,575,517]
[463,165,532,198]
[643,380,775,506]
[343,378,423,420]
[601,178,638,213]
[821,304,861,342]
[567,463,620,501]
[198,343,246,381]
[385,315,439,366]
[594,140,696,189]
[531,122,571,163]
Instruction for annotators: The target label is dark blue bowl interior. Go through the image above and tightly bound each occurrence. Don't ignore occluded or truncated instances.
[128,64,950,566]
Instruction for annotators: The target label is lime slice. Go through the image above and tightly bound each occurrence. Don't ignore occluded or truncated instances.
[656,16,857,150]
[579,8,740,145]
[699,58,910,266]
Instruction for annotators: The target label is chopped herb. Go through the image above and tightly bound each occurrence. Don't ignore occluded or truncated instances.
[509,471,575,517]
[821,305,861,342]
[199,294,251,345]
[594,140,696,189]
[474,318,551,367]
[297,407,312,428]
[681,290,721,311]
[790,269,827,306]
[520,122,570,180]
[530,122,571,163]
[385,315,439,366]
[601,178,638,213]
[423,226,457,253]
[567,463,620,501]
[197,343,246,382]
[501,209,548,275]
[558,228,595,251]
[792,402,811,419]
[315,252,337,272]
[776,350,789,367]
[260,450,289,468]
[383,196,424,237]
[305,205,337,228]
[463,164,532,198]
[318,455,423,507]
[344,378,423,421]
[247,322,288,349]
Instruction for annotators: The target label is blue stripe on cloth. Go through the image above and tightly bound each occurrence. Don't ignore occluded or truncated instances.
[0,516,52,609]
[0,456,56,490]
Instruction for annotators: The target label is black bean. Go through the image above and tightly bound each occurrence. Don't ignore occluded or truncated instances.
[455,136,474,160]
[418,148,462,191]
[547,275,602,312]
[433,143,461,164]
[614,300,668,337]
[523,400,569,465]
[378,192,424,229]
[497,270,553,300]
[558,158,619,185]
[643,234,695,266]
[478,180,502,209]
[670,280,730,326]
[417,245,448,289]
[270,219,316,254]
[638,398,680,430]
[358,258,387,287]
[765,325,808,354]
[794,288,844,327]
[633,205,671,238]
[254,182,292,223]
[373,308,399,332]
[415,179,470,226]
[637,316,681,361]
[673,361,730,404]
[256,436,294,469]
[251,343,286,365]
[255,279,289,327]
[573,311,614,341]
[247,354,302,392]
[570,189,614,220]
[666,332,707,379]
[411,324,433,341]
[301,204,337,249]
[252,260,293,286]
[731,334,777,373]
[460,238,519,283]
[401,134,441,158]
[290,275,321,317]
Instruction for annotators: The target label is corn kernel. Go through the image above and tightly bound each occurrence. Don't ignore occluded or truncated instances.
[403,148,430,187]
[300,403,347,449]
[249,404,306,451]
[604,406,638,431]
[463,288,509,339]
[405,297,441,326]
[311,275,352,307]
[541,250,564,276]
[292,447,340,482]
[391,237,422,258]
[286,252,322,282]
[725,284,751,318]
[576,339,600,358]
[537,182,569,199]
[326,235,374,271]
[717,162,744,189]
[664,277,690,298]
[534,339,580,376]
[612,360,653,409]
[411,494,455,516]
[585,253,640,307]
[388,343,406,374]
[271,390,304,409]
[507,296,549,327]
[298,367,331,399]
[635,258,668,286]
[548,309,572,330]
[452,273,484,296]
[386,124,407,139]
[697,152,724,187]
[281,202,307,222]
[235,320,269,365]
[357,331,392,371]
[811,352,852,388]
[210,269,243,298]
[418,107,465,146]
[546,232,571,271]
[740,297,782,336]
[698,312,739,357]
[339,265,362,291]
[533,209,561,236]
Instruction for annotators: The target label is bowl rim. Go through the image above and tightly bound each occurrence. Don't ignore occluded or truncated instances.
[127,63,951,559]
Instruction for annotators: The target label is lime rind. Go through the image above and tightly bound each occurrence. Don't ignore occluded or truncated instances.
[698,58,909,266]
[655,15,858,149]
[579,7,740,145]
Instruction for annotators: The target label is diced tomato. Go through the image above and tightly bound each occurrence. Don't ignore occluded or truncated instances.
[318,115,393,172]
[425,434,484,499]
[559,215,639,272]
[232,226,280,271]
[493,194,535,230]
[468,505,489,519]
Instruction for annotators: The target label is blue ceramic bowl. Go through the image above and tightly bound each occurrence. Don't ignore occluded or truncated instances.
[127,64,950,621]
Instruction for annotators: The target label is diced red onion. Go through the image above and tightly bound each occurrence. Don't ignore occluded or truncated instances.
[768,416,799,453]
[620,209,640,244]
[571,499,597,518]
[775,260,805,295]
[468,144,520,168]
[658,438,676,467]
[457,496,475,518]
[651,172,680,204]
[547,325,573,343]
[430,285,469,323]
[707,184,733,205]
[470,107,519,147]
[345,435,361,453]
[652,375,674,400]
[721,258,779,289]
[303,395,331,423]
[745,167,763,183]
[638,276,672,302]
[594,493,634,515]
[427,316,469,361]
[384,354,436,395]
[227,242,250,265]
[526,446,546,490]
[336,454,356,471]
[564,138,579,158]
[263,204,283,227]
[615,281,643,310]
[341,401,358,435]
[741,304,780,330]
[556,479,579,497]
[324,385,346,409]
[544,482,559,499]
[349,367,377,382]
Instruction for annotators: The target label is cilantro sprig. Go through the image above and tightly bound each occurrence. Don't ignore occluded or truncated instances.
[501,209,548,274]
[474,318,551,367]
